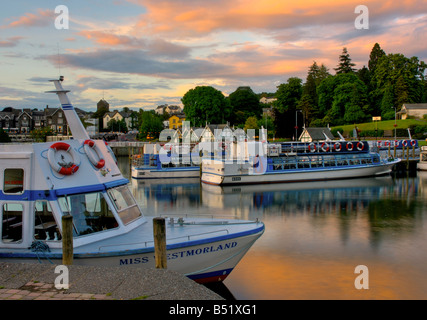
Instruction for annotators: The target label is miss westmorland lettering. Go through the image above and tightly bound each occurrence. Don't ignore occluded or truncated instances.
[119,241,238,265]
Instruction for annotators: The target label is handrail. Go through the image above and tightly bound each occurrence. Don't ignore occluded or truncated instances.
[97,228,231,252]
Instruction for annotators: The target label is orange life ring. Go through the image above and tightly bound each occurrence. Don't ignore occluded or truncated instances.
[48,142,80,175]
[84,139,105,169]
[357,142,364,151]
[346,142,354,151]
[308,143,316,152]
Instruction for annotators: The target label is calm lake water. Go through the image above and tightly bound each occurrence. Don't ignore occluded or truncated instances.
[119,158,427,300]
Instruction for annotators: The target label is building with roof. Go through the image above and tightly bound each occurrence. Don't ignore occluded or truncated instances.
[398,103,427,120]
[169,113,186,129]
[299,127,335,142]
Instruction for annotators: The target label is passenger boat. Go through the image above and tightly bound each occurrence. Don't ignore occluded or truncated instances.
[0,77,264,283]
[201,140,401,186]
[131,143,200,179]
[418,146,427,171]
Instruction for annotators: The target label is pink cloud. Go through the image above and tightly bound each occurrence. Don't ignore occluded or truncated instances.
[4,9,54,29]
[0,36,24,47]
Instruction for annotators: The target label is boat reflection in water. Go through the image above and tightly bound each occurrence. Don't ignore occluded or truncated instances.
[130,171,427,299]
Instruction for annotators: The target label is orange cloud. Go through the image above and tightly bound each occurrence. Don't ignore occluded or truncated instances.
[4,9,53,28]
[129,0,427,40]
[79,30,139,46]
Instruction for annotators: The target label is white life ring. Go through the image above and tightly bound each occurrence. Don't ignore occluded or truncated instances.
[334,142,342,152]
[321,142,330,152]
[308,143,316,153]
[411,140,416,147]
[48,142,80,175]
[357,142,364,151]
[346,142,354,151]
[84,139,105,169]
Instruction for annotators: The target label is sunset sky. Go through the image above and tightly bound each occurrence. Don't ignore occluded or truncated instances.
[1,0,426,111]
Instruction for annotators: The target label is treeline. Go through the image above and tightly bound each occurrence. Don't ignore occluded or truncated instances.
[181,43,427,139]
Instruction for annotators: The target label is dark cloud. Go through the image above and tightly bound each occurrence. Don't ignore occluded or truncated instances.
[45,49,231,79]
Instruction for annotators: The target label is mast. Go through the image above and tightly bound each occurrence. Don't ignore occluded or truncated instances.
[46,76,90,140]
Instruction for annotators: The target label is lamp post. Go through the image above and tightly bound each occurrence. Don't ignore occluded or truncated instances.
[392,106,397,140]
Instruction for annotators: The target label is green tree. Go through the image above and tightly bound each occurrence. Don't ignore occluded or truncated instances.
[138,110,164,140]
[182,86,230,126]
[228,86,261,125]
[368,43,386,73]
[274,77,303,113]
[303,61,331,122]
[107,118,128,133]
[273,77,303,138]
[257,115,275,138]
[243,116,259,131]
[334,47,356,74]
[372,53,427,114]
[318,73,369,125]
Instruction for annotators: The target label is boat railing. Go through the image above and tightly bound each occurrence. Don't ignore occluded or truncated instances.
[97,229,230,252]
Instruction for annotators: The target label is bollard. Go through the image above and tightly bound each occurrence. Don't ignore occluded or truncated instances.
[62,215,73,265]
[153,217,167,269]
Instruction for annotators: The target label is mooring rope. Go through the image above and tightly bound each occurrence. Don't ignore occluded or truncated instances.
[29,241,53,264]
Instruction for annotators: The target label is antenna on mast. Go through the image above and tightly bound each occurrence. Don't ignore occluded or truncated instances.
[57,43,62,77]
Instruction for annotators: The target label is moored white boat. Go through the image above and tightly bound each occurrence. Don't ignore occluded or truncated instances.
[0,77,264,283]
[201,141,400,186]
[131,144,200,179]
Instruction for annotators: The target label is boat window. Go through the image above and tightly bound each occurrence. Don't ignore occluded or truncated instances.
[2,203,23,243]
[108,186,142,225]
[34,201,61,241]
[3,169,24,194]
[58,192,119,236]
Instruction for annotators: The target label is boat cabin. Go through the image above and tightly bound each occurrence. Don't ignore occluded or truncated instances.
[0,138,144,254]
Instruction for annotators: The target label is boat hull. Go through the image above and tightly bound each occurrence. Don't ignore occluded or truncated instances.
[201,159,400,186]
[131,166,200,179]
[0,219,264,284]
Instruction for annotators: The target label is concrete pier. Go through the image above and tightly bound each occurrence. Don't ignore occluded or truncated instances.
[0,262,223,300]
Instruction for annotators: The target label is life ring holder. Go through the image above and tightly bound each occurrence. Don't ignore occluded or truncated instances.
[84,139,105,169]
[356,142,364,151]
[47,142,80,175]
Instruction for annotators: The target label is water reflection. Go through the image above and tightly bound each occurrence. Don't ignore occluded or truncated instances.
[123,154,427,299]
